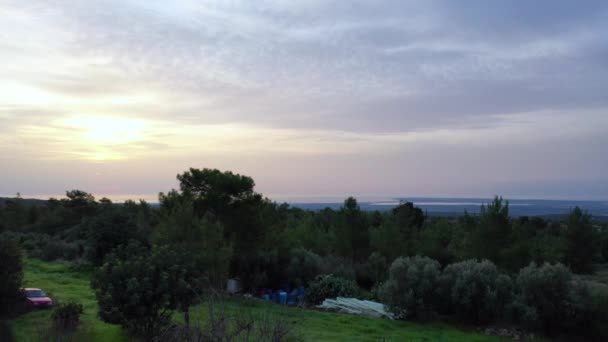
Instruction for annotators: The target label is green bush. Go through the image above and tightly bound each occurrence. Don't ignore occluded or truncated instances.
[321,255,355,280]
[51,301,84,331]
[41,239,66,261]
[589,287,608,340]
[360,252,388,287]
[92,244,204,339]
[286,248,322,286]
[379,256,441,319]
[512,262,591,333]
[306,274,359,305]
[439,259,512,323]
[0,239,24,317]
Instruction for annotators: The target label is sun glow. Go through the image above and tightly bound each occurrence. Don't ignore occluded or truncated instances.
[62,116,149,144]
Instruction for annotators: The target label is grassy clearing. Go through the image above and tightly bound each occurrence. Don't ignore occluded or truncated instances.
[7,259,127,342]
[8,259,530,342]
[186,298,523,342]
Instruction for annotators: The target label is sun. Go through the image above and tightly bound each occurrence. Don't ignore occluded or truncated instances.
[56,116,151,161]
[62,116,148,145]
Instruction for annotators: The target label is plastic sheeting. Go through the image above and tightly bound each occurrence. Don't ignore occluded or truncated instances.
[317,297,394,320]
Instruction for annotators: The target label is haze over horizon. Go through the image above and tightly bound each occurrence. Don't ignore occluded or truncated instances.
[2,1,608,201]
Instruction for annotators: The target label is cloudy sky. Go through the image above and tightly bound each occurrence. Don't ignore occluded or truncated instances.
[1,0,607,202]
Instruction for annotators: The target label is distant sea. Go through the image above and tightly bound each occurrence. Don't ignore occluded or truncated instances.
[5,195,608,220]
[288,198,608,218]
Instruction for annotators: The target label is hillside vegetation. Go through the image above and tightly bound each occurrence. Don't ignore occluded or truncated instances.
[1,168,607,340]
[6,259,521,342]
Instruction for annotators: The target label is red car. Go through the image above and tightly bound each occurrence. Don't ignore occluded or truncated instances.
[23,288,54,307]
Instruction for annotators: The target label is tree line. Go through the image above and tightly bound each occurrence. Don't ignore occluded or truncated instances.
[1,168,607,339]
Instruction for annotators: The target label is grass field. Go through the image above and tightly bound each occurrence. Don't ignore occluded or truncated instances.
[7,259,127,342]
[6,259,531,341]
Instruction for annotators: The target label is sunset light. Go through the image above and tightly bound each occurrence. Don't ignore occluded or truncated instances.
[62,116,149,145]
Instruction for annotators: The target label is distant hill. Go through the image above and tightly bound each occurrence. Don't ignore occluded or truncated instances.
[0,197,48,208]
[2,196,607,221]
[290,197,608,220]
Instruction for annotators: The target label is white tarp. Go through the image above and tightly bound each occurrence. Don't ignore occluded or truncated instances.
[317,297,395,320]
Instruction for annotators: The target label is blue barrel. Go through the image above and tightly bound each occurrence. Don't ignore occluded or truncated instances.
[279,291,288,305]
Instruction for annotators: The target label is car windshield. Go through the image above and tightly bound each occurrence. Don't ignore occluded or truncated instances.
[25,290,47,298]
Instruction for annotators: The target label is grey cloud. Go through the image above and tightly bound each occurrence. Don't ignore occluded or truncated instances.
[2,0,607,134]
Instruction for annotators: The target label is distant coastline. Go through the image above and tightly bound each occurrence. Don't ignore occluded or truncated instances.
[2,195,607,218]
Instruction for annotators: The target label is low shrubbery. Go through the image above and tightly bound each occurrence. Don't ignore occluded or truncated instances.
[92,244,206,339]
[588,287,608,340]
[379,256,441,319]
[286,248,323,287]
[510,262,591,334]
[157,298,293,342]
[306,274,359,305]
[379,256,607,340]
[439,259,512,324]
[320,255,356,280]
[51,301,84,331]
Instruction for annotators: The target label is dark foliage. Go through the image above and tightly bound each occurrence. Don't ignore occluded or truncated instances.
[1,169,607,340]
[379,256,441,320]
[510,262,592,334]
[439,259,512,324]
[306,274,359,305]
[91,244,202,339]
[51,301,84,331]
[0,239,24,317]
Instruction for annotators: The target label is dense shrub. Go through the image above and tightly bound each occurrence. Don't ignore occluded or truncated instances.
[51,301,84,331]
[320,255,355,280]
[306,274,359,305]
[379,256,441,319]
[87,209,147,266]
[588,287,608,341]
[359,252,388,288]
[0,239,24,317]
[37,239,81,261]
[439,259,512,323]
[511,262,591,334]
[40,239,66,261]
[286,248,322,286]
[92,244,199,339]
[564,207,595,274]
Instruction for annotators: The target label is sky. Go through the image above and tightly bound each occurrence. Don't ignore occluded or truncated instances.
[1,0,608,202]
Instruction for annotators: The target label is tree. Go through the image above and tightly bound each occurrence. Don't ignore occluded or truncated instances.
[370,217,408,262]
[62,190,98,218]
[92,244,201,338]
[472,196,511,265]
[418,218,456,265]
[512,262,591,333]
[392,202,425,231]
[439,259,512,323]
[286,248,323,287]
[380,256,441,319]
[564,207,595,274]
[334,197,369,261]
[154,193,232,290]
[0,239,24,317]
[172,168,265,277]
[86,207,148,265]
[390,202,425,256]
[1,198,27,231]
[176,168,258,218]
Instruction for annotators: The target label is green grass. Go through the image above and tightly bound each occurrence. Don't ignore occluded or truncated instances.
[7,259,127,342]
[186,299,523,342]
[8,259,533,341]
